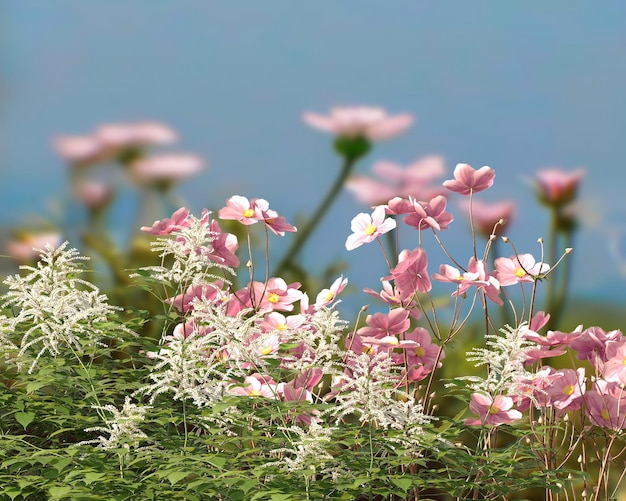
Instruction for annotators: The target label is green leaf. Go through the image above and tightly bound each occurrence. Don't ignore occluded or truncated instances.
[14,411,35,430]
[167,471,189,485]
[84,471,106,485]
[49,485,73,498]
[390,477,413,491]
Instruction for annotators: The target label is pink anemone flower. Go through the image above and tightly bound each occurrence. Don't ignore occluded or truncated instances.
[303,106,413,141]
[443,163,495,195]
[345,205,396,250]
[465,393,522,426]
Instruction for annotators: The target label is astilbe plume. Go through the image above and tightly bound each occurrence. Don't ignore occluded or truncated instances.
[0,242,125,372]
[464,323,536,397]
[268,421,337,473]
[81,396,151,450]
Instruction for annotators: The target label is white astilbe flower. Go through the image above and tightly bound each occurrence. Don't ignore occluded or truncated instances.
[0,242,126,372]
[325,351,403,425]
[380,397,436,453]
[267,421,336,473]
[135,327,231,406]
[82,397,150,450]
[280,307,347,374]
[130,211,234,289]
[464,323,535,396]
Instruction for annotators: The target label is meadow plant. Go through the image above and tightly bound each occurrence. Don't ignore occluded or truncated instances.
[2,109,625,501]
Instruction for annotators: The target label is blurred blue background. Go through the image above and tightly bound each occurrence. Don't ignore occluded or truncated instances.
[3,1,626,320]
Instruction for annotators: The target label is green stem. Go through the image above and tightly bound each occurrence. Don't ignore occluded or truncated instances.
[273,154,359,277]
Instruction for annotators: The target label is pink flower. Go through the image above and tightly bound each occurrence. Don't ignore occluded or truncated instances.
[6,232,63,263]
[534,168,584,207]
[345,205,396,250]
[207,220,240,267]
[131,153,204,183]
[261,211,297,236]
[314,275,348,309]
[602,342,626,385]
[259,311,305,333]
[52,135,107,167]
[141,207,190,235]
[392,327,443,379]
[460,199,515,238]
[251,278,304,313]
[229,374,276,398]
[303,106,413,141]
[494,253,550,287]
[95,121,177,150]
[432,257,502,305]
[218,196,269,225]
[386,248,432,299]
[584,388,626,430]
[545,368,586,411]
[465,393,522,426]
[443,163,495,195]
[72,180,114,210]
[346,156,445,205]
[403,195,454,231]
[356,308,411,338]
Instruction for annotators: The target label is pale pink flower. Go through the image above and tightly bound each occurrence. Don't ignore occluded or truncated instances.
[73,180,114,209]
[6,232,63,263]
[261,210,297,236]
[207,220,240,267]
[363,280,404,307]
[218,196,269,225]
[345,205,396,250]
[602,342,626,385]
[229,374,276,398]
[403,195,454,231]
[465,393,522,426]
[584,388,626,430]
[494,253,550,287]
[131,153,203,183]
[168,283,223,312]
[384,197,416,216]
[346,156,445,205]
[433,257,502,305]
[546,368,586,411]
[314,275,348,309]
[52,135,107,166]
[443,163,495,195]
[393,327,443,379]
[259,311,305,333]
[386,248,432,299]
[460,199,515,237]
[356,308,411,339]
[140,207,190,235]
[534,168,585,206]
[303,106,413,141]
[95,121,177,149]
[570,326,625,369]
[251,278,303,313]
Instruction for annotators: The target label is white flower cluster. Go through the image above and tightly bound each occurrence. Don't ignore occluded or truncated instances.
[82,397,150,450]
[0,242,124,372]
[465,323,535,396]
[268,421,336,473]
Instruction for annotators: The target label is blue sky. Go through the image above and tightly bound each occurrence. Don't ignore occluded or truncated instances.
[3,1,626,315]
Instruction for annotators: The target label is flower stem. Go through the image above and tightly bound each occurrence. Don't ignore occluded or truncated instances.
[273,154,359,277]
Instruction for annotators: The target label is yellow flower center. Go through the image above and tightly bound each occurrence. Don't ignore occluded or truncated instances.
[267,292,280,303]
[364,224,377,236]
[276,323,287,331]
[243,208,255,218]
[601,408,610,421]
[324,291,335,302]
[248,389,261,397]
[514,268,526,278]
[489,406,501,415]
[414,346,426,357]
[562,384,575,396]
[259,346,274,356]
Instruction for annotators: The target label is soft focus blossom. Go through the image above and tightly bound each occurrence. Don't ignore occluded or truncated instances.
[72,180,114,210]
[345,205,396,250]
[303,106,413,141]
[95,121,178,150]
[52,135,107,167]
[460,199,515,237]
[346,156,445,205]
[6,232,63,263]
[314,275,348,309]
[131,153,204,183]
[443,163,495,195]
[534,168,585,207]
